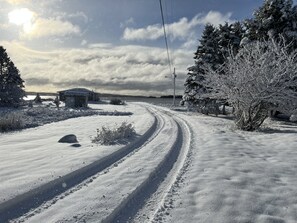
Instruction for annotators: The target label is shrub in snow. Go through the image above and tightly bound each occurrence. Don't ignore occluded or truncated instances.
[0,112,23,132]
[92,122,136,145]
[207,38,297,131]
[109,98,125,105]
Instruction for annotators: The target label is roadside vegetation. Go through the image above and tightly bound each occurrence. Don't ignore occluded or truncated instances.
[0,112,23,132]
[109,98,125,105]
[92,122,136,145]
[183,0,297,131]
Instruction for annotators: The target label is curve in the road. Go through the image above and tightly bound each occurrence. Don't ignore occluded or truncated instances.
[151,111,194,222]
[102,108,184,223]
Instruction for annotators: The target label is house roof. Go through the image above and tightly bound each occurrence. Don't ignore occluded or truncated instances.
[58,88,93,94]
[64,91,89,96]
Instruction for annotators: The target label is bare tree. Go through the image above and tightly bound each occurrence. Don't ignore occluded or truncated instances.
[207,38,297,131]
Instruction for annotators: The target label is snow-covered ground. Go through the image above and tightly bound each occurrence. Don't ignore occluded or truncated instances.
[151,108,297,223]
[1,102,297,223]
[0,103,154,203]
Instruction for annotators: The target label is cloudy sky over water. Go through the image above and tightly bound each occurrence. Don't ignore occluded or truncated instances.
[0,0,265,96]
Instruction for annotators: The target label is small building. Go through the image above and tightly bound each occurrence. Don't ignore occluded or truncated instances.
[58,88,100,102]
[64,90,88,108]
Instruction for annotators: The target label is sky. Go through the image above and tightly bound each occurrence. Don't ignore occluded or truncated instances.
[0,0,268,96]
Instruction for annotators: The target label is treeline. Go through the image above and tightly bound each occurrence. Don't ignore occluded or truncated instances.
[183,0,297,131]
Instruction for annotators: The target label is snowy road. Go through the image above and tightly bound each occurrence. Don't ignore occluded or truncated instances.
[1,102,297,223]
[0,103,192,222]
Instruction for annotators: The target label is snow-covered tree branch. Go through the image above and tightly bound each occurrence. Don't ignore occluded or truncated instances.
[207,38,297,131]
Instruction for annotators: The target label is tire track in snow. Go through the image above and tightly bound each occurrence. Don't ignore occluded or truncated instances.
[101,106,187,223]
[151,110,194,223]
[0,108,159,223]
[14,105,183,223]
[129,106,193,222]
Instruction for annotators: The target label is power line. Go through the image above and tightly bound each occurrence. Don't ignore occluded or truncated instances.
[159,0,172,74]
[159,0,177,107]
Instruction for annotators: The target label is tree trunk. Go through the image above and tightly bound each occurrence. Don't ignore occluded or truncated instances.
[235,105,268,131]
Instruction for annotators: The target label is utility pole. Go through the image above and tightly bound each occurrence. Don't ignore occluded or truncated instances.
[173,67,176,107]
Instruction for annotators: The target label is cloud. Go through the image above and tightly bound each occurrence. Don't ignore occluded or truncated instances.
[21,17,81,39]
[123,11,234,41]
[87,43,113,48]
[81,39,88,46]
[56,11,89,24]
[0,24,10,30]
[6,7,81,39]
[120,17,135,28]
[68,11,89,23]
[123,24,163,41]
[5,0,31,4]
[0,41,192,96]
[199,11,233,26]
[26,77,50,85]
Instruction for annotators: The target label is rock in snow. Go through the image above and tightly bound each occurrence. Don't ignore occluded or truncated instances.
[58,134,78,143]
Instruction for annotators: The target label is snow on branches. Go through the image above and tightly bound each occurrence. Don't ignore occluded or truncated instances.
[206,38,297,130]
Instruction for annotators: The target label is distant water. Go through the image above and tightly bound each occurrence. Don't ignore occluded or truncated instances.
[25,94,182,108]
[24,94,56,101]
[102,96,182,108]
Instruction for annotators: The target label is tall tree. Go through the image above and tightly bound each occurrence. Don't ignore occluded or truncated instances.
[218,22,245,67]
[183,22,244,108]
[0,46,25,105]
[183,24,220,106]
[244,0,297,47]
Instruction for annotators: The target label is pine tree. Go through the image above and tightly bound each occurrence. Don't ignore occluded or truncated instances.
[217,22,244,66]
[0,46,25,105]
[244,0,296,46]
[229,22,245,55]
[217,23,233,64]
[183,24,220,106]
[183,22,244,108]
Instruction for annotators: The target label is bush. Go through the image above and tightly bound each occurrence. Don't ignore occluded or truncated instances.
[109,98,125,105]
[207,38,297,131]
[92,122,136,145]
[0,112,24,132]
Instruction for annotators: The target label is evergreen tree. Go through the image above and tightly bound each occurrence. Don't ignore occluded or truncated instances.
[244,0,297,47]
[217,23,233,64]
[229,22,245,55]
[0,46,25,105]
[217,22,244,66]
[183,23,244,108]
[194,24,221,71]
[183,24,220,106]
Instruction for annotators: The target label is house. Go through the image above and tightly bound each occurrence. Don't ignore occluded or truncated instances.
[64,90,88,108]
[58,88,100,102]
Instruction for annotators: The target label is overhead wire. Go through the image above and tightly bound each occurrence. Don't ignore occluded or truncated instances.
[163,0,173,68]
[159,0,172,74]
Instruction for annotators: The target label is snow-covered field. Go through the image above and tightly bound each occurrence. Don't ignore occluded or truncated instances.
[1,102,297,223]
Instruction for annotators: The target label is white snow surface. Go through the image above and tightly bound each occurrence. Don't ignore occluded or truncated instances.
[153,107,297,223]
[0,103,154,203]
[1,102,297,223]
